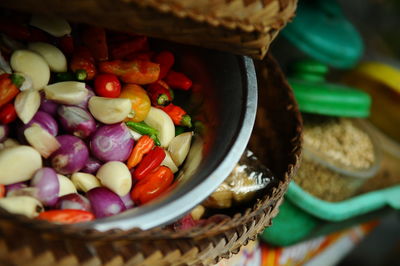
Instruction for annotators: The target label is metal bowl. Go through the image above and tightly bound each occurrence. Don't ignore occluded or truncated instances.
[17,44,257,232]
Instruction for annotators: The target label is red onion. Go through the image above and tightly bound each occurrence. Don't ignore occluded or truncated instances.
[40,96,58,116]
[26,111,58,136]
[120,193,135,209]
[75,85,95,109]
[57,105,96,139]
[90,123,134,162]
[86,187,126,218]
[55,193,91,212]
[31,167,60,206]
[50,135,89,174]
[0,124,9,143]
[5,181,28,196]
[81,157,102,174]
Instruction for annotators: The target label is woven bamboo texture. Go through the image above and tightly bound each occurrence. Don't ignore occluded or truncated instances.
[0,0,297,59]
[0,54,302,265]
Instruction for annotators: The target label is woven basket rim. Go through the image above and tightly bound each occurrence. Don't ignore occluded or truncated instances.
[127,0,298,33]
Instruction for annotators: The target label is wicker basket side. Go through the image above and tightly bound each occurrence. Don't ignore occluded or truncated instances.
[0,0,297,59]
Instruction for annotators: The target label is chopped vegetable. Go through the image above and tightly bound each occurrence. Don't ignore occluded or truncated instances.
[94,73,121,98]
[10,50,50,90]
[23,111,59,136]
[57,105,96,138]
[133,146,166,180]
[144,107,175,147]
[57,174,77,197]
[88,96,131,124]
[71,172,101,192]
[44,81,88,105]
[127,135,154,169]
[147,81,173,106]
[0,73,20,109]
[28,42,67,72]
[31,167,60,206]
[55,193,91,212]
[24,124,60,158]
[87,187,126,218]
[153,51,175,79]
[0,196,43,218]
[160,103,192,128]
[167,132,193,167]
[131,166,174,205]
[0,145,42,185]
[99,59,160,84]
[164,70,192,90]
[37,209,94,224]
[119,84,151,122]
[90,123,134,162]
[96,161,132,196]
[14,89,41,124]
[50,135,89,175]
[0,103,17,124]
[70,47,96,80]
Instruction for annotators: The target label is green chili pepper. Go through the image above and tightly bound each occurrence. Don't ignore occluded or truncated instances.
[75,69,87,81]
[10,73,25,88]
[126,121,161,146]
[54,72,75,82]
[175,126,186,136]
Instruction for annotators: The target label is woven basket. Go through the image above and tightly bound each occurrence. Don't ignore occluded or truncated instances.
[0,54,302,265]
[0,0,297,59]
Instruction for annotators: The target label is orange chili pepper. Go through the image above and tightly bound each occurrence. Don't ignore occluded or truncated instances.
[99,59,160,85]
[131,166,174,205]
[127,135,155,169]
[119,84,151,122]
[160,103,192,128]
[0,185,5,198]
[36,210,95,224]
[0,73,22,109]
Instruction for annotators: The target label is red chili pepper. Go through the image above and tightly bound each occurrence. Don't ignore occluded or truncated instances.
[153,51,175,79]
[127,135,155,169]
[133,146,166,180]
[110,36,148,60]
[94,73,121,98]
[57,34,74,56]
[0,18,30,41]
[82,25,108,61]
[0,185,5,199]
[70,46,96,80]
[0,73,22,109]
[147,81,173,106]
[164,70,192,90]
[131,166,174,205]
[99,59,160,85]
[37,210,95,224]
[160,103,192,128]
[0,103,17,124]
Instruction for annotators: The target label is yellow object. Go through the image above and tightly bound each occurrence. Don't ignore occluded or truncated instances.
[355,62,400,93]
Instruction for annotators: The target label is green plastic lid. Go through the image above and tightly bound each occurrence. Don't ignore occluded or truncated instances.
[290,60,371,118]
[282,0,363,69]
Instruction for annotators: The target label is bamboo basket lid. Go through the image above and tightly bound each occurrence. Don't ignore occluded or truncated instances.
[0,54,302,265]
[0,0,298,59]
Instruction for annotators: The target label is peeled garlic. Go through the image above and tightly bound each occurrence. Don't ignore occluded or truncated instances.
[44,81,88,105]
[144,107,175,147]
[57,174,77,197]
[30,15,71,37]
[14,90,41,124]
[161,151,179,173]
[88,96,132,124]
[0,196,43,218]
[96,161,132,196]
[10,49,50,90]
[24,124,60,158]
[71,172,101,192]
[168,132,193,167]
[28,42,67,72]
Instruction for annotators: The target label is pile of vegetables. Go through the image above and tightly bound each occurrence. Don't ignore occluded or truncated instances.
[0,13,195,224]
